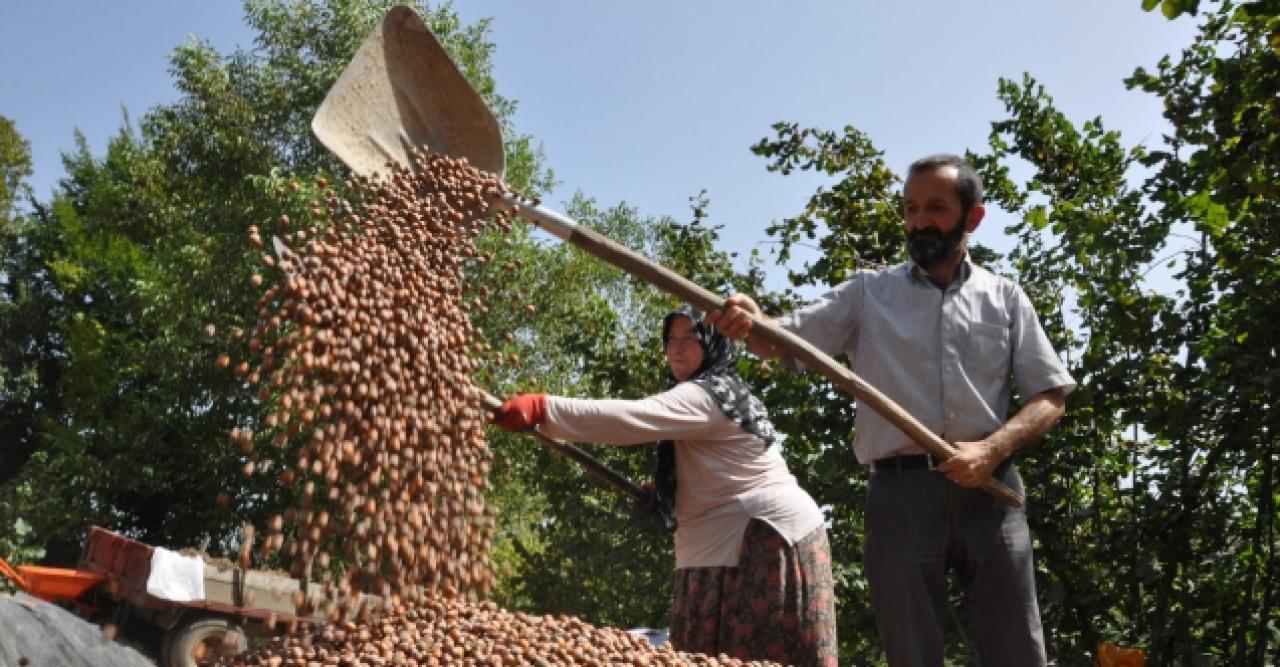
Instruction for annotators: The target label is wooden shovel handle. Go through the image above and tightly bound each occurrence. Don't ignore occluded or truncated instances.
[501,198,1024,509]
[479,392,652,508]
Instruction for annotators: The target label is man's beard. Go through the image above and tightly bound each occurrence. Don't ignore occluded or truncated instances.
[907,214,968,269]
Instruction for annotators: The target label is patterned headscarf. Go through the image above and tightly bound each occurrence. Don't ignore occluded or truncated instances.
[654,304,776,529]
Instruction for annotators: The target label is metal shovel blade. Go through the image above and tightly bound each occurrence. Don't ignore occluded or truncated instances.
[311,5,505,180]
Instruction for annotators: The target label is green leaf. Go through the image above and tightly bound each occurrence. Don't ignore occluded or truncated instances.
[1026,206,1049,230]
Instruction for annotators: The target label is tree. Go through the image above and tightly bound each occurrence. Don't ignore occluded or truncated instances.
[1125,1,1280,661]
[0,116,32,226]
[0,115,39,485]
[0,0,744,637]
[7,1,1275,662]
[744,1,1280,661]
[0,116,52,566]
[0,1,551,561]
[975,73,1182,661]
[986,2,1279,661]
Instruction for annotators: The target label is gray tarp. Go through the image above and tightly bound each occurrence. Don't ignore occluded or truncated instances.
[0,593,152,666]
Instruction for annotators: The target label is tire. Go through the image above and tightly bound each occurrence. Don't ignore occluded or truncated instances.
[163,616,247,667]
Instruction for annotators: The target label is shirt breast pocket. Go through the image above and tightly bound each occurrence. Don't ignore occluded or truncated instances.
[965,321,1011,389]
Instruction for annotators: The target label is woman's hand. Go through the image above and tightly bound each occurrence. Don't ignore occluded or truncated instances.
[492,393,548,431]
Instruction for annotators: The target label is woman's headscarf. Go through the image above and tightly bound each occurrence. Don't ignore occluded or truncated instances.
[654,304,776,529]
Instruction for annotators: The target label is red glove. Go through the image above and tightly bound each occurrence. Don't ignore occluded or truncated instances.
[493,393,548,431]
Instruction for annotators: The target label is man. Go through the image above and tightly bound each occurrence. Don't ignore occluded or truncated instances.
[707,154,1075,666]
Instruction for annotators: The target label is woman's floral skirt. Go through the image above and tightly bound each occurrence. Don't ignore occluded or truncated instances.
[670,519,838,666]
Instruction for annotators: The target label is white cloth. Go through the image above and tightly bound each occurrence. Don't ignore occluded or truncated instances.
[145,547,205,602]
[540,383,824,568]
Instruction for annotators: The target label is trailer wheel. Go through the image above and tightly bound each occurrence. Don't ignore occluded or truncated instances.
[163,616,247,667]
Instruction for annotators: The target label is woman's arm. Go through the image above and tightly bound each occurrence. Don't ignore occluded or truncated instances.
[538,383,724,445]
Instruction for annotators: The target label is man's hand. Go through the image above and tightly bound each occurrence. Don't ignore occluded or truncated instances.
[936,440,1005,487]
[938,388,1068,487]
[706,294,781,358]
[705,294,759,339]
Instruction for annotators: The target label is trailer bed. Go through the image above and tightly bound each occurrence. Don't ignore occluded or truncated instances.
[78,525,330,628]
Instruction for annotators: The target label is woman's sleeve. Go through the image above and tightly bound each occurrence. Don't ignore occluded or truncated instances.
[537,383,724,445]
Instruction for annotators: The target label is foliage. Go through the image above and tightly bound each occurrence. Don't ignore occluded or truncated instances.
[750,123,903,287]
[0,115,40,484]
[0,115,60,569]
[976,73,1182,661]
[1124,1,1280,662]
[0,0,748,636]
[0,115,32,225]
[971,2,1280,661]
[1143,0,1204,19]
[3,0,1278,663]
[0,1,549,563]
[741,2,1280,662]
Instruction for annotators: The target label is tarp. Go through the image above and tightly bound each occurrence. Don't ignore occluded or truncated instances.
[146,546,205,602]
[0,592,152,666]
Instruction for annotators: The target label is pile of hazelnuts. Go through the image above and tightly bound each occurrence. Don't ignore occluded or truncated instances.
[220,595,782,666]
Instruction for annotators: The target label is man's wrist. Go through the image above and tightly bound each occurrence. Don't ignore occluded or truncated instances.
[745,332,781,359]
[982,435,1016,464]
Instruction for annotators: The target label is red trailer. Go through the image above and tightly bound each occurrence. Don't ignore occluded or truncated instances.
[3,525,354,667]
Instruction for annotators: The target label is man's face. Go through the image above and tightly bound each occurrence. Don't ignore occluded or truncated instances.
[903,166,972,269]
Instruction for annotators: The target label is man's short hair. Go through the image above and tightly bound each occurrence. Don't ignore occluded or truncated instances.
[907,154,984,211]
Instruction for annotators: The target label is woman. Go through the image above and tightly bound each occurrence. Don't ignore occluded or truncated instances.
[493,305,838,666]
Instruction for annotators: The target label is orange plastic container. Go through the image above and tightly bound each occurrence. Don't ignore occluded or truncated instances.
[0,556,105,603]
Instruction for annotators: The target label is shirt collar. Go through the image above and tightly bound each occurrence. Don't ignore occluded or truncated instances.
[908,253,973,288]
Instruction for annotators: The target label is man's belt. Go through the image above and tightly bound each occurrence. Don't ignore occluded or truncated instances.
[870,453,940,474]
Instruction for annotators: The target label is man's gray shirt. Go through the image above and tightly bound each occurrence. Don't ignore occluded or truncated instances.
[779,257,1076,463]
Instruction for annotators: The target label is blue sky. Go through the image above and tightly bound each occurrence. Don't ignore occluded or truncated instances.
[1,1,1199,292]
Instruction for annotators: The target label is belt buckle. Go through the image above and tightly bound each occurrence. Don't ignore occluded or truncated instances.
[891,453,933,473]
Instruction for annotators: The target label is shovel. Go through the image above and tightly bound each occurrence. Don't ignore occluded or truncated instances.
[310,6,1024,509]
[270,238,651,509]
